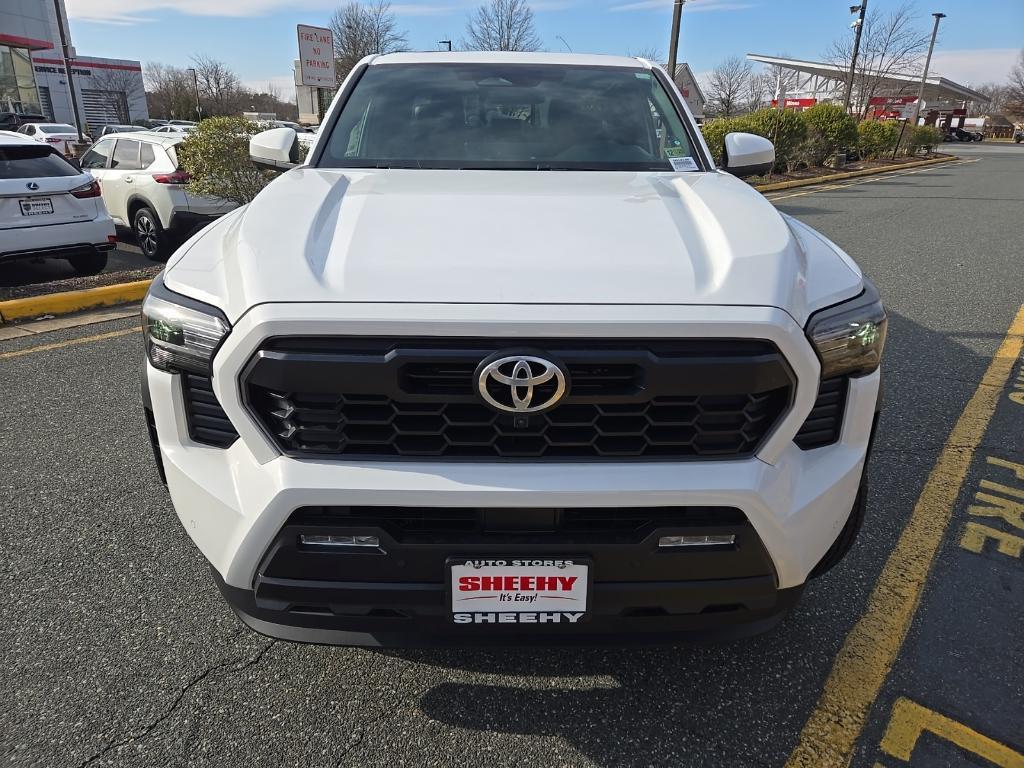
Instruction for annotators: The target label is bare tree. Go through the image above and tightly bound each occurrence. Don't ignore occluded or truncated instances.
[744,70,775,113]
[191,55,241,116]
[706,56,752,117]
[330,1,407,83]
[1006,49,1024,119]
[144,62,195,120]
[628,47,663,64]
[968,82,1005,116]
[827,2,931,117]
[463,0,541,52]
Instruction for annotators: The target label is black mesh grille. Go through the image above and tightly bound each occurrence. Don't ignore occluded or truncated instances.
[244,338,794,461]
[794,377,848,450]
[288,505,747,543]
[182,374,238,448]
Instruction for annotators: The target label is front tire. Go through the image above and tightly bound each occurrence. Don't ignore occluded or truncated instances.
[133,206,167,261]
[67,251,108,276]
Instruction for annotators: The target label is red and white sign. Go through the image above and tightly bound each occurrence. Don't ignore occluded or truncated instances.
[297,24,335,87]
[770,98,817,110]
[450,559,589,624]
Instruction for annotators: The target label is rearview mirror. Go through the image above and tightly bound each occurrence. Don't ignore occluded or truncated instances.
[250,127,300,171]
[722,132,775,178]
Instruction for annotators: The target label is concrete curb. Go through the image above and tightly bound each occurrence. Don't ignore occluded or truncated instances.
[752,155,956,193]
[0,279,152,324]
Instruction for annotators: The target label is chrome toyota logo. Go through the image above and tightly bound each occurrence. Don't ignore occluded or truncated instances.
[26,182,39,190]
[476,354,568,413]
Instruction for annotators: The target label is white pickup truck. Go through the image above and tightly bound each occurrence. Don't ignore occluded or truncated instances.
[141,52,885,647]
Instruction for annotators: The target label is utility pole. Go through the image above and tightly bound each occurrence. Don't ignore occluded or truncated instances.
[439,40,452,51]
[909,12,946,129]
[666,0,685,85]
[52,0,84,144]
[842,1,868,115]
[187,67,201,121]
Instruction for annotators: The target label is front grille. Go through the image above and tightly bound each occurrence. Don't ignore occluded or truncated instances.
[244,338,794,460]
[794,377,849,450]
[288,505,748,544]
[182,373,238,448]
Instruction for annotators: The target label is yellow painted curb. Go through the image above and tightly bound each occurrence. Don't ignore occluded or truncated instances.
[0,279,152,323]
[753,155,956,193]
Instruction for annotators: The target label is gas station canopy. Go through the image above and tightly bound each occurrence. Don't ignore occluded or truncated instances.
[746,53,990,105]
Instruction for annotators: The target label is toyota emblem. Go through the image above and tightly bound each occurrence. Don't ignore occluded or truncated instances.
[476,354,569,413]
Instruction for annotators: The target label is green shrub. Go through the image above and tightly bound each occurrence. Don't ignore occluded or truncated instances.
[857,120,900,159]
[908,125,944,154]
[801,103,857,166]
[177,116,269,206]
[741,108,808,171]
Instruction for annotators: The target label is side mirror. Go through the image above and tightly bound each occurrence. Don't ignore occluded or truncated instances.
[722,132,775,178]
[250,127,300,170]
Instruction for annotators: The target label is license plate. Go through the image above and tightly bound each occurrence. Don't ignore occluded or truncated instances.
[449,557,590,626]
[20,198,53,216]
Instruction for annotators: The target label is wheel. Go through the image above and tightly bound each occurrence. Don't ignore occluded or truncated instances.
[67,251,108,276]
[133,206,167,261]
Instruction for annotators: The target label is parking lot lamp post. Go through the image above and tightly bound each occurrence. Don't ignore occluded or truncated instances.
[843,1,868,114]
[187,67,201,121]
[51,0,85,145]
[909,12,946,129]
[667,0,685,85]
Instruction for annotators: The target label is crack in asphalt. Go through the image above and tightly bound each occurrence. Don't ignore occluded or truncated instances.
[75,640,277,768]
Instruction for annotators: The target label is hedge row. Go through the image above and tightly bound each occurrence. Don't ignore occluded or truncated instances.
[700,107,944,173]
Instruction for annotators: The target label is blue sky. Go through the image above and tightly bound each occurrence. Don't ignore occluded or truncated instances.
[65,0,1022,96]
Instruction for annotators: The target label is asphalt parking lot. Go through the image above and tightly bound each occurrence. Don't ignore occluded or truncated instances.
[1,143,1022,768]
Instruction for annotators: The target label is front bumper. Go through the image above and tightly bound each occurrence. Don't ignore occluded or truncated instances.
[146,302,881,645]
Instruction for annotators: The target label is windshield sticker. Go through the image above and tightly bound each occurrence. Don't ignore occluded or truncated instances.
[669,156,699,172]
[665,147,686,157]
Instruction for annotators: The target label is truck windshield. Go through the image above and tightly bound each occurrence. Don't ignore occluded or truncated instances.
[319,63,699,172]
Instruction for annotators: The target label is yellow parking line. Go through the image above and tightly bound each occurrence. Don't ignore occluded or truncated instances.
[785,303,1024,768]
[0,327,140,360]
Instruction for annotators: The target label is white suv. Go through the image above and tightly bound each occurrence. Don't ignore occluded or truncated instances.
[142,53,885,647]
[79,132,233,260]
[1,131,115,275]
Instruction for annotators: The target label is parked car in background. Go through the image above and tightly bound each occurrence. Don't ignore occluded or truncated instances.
[0,112,47,131]
[79,132,235,260]
[0,131,115,276]
[92,124,144,142]
[148,124,195,135]
[943,126,982,142]
[16,123,82,155]
[167,120,196,126]
[135,119,169,129]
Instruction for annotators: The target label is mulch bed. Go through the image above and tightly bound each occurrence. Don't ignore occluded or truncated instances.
[746,152,949,186]
[0,266,162,302]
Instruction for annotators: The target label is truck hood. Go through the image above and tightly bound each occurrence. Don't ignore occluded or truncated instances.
[166,168,862,325]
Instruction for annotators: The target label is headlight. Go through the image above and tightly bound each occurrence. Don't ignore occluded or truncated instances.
[141,274,229,374]
[806,278,887,378]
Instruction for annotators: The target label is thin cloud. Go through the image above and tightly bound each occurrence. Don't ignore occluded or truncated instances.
[67,0,461,23]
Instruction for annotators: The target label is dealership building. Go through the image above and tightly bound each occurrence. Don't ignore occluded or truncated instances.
[1,0,148,129]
